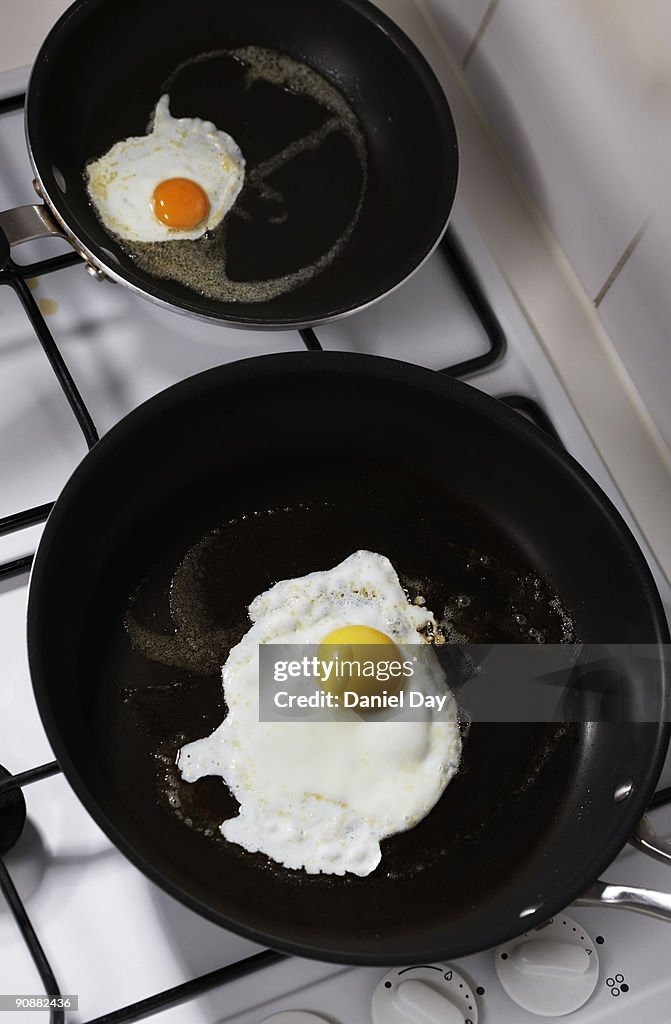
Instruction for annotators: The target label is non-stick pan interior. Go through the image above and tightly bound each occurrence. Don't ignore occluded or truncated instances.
[28,354,669,962]
[27,0,458,326]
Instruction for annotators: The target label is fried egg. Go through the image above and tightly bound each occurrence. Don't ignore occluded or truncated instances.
[85,95,245,242]
[177,551,461,876]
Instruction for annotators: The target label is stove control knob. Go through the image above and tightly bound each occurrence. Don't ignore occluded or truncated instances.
[372,964,478,1024]
[495,913,599,1016]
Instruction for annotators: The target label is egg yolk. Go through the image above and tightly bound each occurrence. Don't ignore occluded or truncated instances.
[152,177,210,229]
[317,625,405,700]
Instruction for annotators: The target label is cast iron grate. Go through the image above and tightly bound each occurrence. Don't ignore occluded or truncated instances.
[0,89,563,1023]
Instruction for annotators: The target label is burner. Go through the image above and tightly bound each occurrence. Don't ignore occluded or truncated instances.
[0,765,26,855]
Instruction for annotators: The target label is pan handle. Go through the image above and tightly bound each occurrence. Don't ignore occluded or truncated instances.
[0,203,106,279]
[628,814,671,865]
[575,815,671,923]
[0,203,64,249]
[576,880,671,921]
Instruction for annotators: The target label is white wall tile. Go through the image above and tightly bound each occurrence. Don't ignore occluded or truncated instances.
[420,0,493,65]
[598,217,671,453]
[462,0,652,300]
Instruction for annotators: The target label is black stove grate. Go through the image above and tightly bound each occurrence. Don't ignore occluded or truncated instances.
[0,215,522,583]
[0,89,563,1023]
[0,94,96,581]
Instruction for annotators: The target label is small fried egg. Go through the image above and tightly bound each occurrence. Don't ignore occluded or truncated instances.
[178,551,461,877]
[85,95,245,242]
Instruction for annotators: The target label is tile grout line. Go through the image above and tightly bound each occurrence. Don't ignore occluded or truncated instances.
[462,0,500,69]
[594,219,649,307]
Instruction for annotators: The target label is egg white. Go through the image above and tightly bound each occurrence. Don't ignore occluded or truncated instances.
[85,95,245,242]
[178,551,461,877]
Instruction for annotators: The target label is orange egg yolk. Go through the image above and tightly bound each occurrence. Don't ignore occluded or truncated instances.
[317,625,404,700]
[152,177,210,229]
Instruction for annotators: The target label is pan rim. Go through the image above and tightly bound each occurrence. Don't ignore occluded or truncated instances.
[26,351,671,963]
[24,0,459,329]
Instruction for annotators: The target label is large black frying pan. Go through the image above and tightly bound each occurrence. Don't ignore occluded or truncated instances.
[0,0,457,328]
[28,353,670,964]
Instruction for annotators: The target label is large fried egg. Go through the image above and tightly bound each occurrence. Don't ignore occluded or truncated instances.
[178,551,461,877]
[85,95,245,242]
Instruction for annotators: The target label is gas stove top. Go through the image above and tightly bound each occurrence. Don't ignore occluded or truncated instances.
[2,7,671,1021]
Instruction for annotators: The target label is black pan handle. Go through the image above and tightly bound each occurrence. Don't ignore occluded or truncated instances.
[574,814,671,922]
[0,203,66,267]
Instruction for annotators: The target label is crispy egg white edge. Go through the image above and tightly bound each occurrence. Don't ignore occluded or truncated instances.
[178,551,462,876]
[85,94,245,242]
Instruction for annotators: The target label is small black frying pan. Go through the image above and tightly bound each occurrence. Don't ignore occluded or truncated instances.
[28,353,670,964]
[0,0,458,329]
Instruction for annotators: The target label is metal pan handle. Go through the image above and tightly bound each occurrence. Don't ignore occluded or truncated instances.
[0,203,107,279]
[0,203,64,258]
[628,815,671,865]
[575,815,671,922]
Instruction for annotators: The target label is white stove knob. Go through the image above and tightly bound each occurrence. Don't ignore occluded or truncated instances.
[495,913,599,1017]
[372,964,478,1024]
